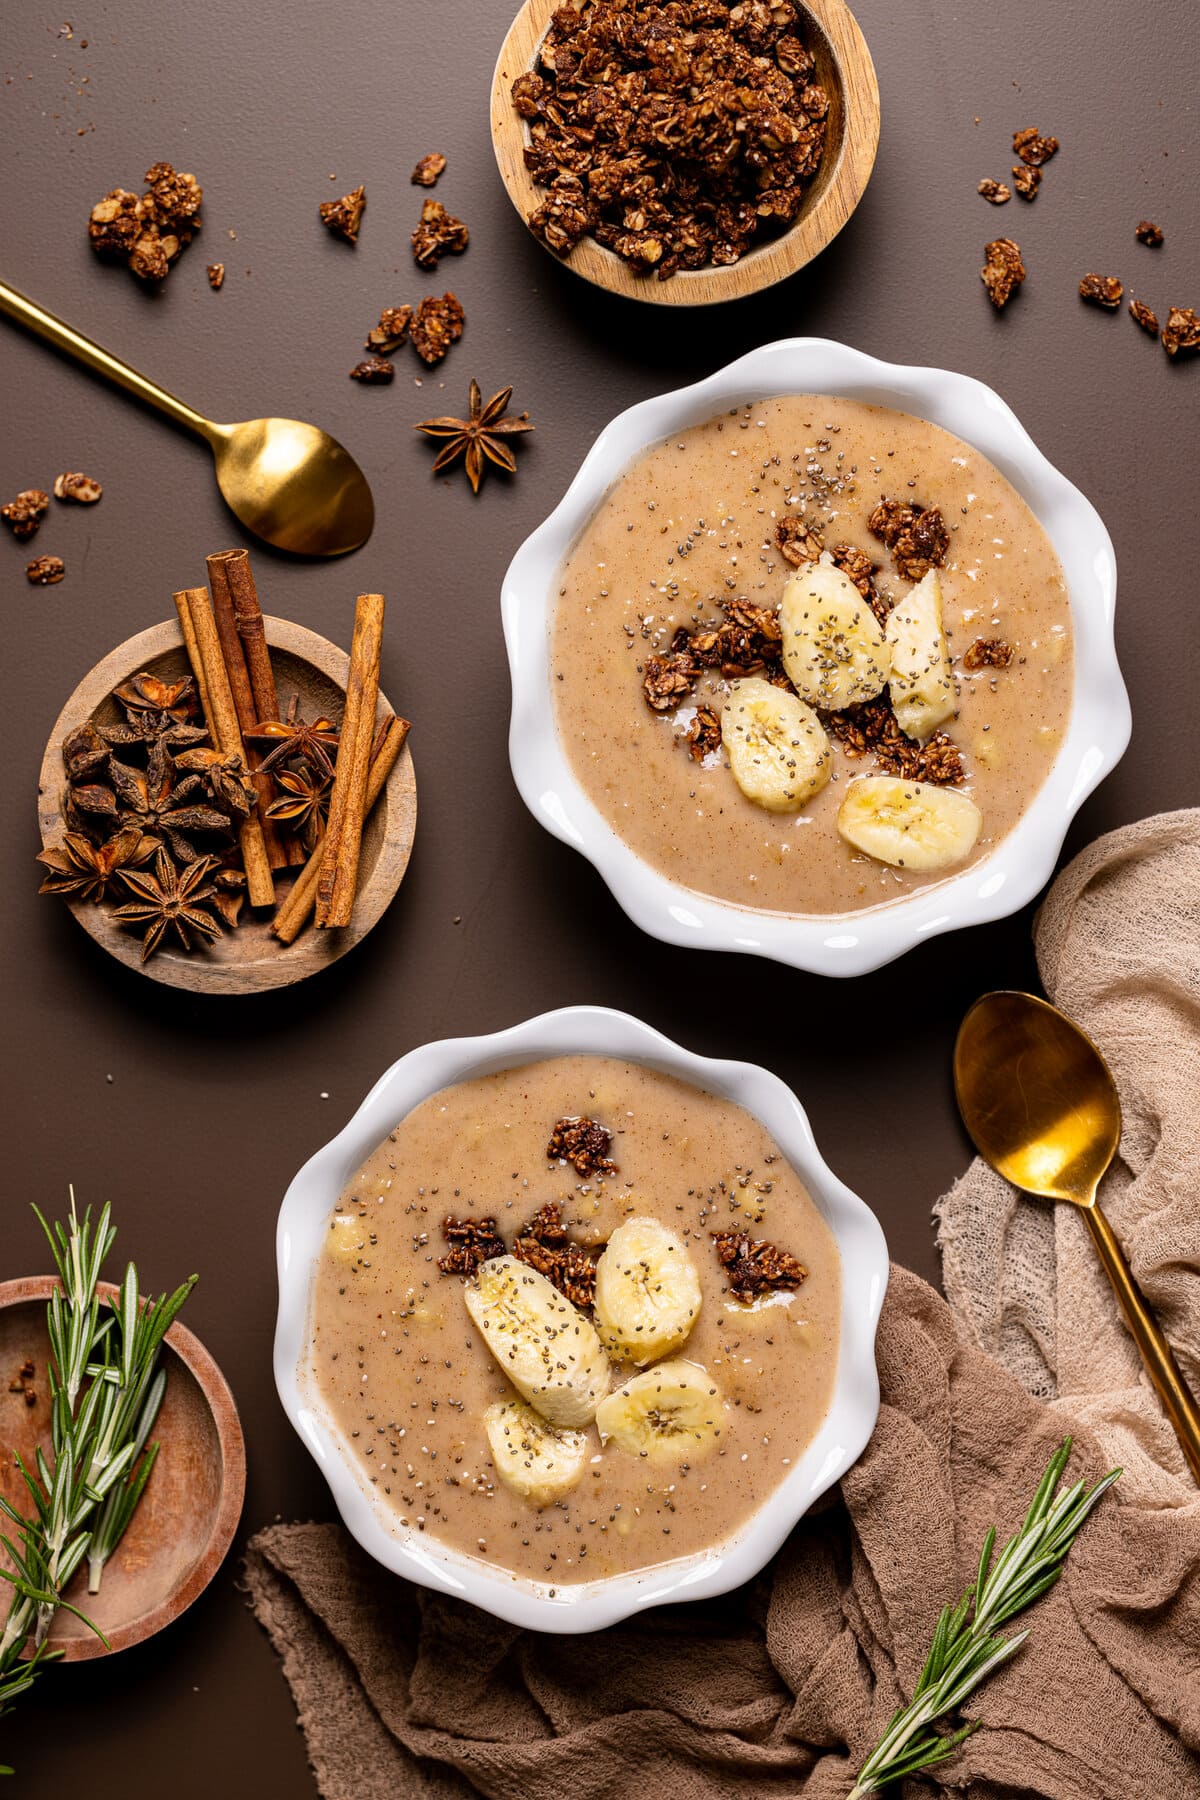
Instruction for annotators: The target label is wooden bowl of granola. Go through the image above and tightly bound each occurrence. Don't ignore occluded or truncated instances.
[36,617,417,995]
[0,1275,245,1660]
[490,0,880,306]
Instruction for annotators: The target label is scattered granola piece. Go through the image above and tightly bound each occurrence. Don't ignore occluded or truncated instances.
[1012,164,1041,201]
[512,1202,598,1309]
[26,554,65,585]
[824,698,965,785]
[409,292,464,365]
[1161,306,1200,358]
[53,471,102,504]
[1079,273,1124,309]
[365,305,412,354]
[1013,127,1059,167]
[867,498,949,583]
[88,188,146,258]
[1135,220,1164,247]
[977,179,1011,205]
[547,1115,617,1178]
[2,488,50,539]
[411,198,469,268]
[142,162,202,231]
[128,224,171,282]
[349,357,395,384]
[319,184,365,244]
[711,1229,807,1301]
[775,516,824,567]
[207,262,225,289]
[438,1215,506,1277]
[514,0,829,278]
[686,705,722,762]
[963,636,1013,670]
[1130,298,1159,335]
[982,236,1025,309]
[643,651,698,711]
[411,152,446,187]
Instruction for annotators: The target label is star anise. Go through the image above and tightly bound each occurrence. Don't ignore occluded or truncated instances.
[265,763,331,848]
[61,721,111,783]
[112,849,223,961]
[172,747,256,816]
[108,739,232,862]
[102,670,207,750]
[112,673,195,719]
[245,710,340,780]
[415,380,534,494]
[36,826,155,903]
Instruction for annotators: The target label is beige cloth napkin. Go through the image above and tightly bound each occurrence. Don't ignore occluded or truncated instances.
[246,812,1200,1799]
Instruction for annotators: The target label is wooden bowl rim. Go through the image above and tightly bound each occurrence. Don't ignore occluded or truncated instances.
[0,1273,246,1661]
[489,0,880,307]
[37,615,417,995]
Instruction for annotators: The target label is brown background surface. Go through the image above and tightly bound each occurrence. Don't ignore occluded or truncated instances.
[0,0,1195,1791]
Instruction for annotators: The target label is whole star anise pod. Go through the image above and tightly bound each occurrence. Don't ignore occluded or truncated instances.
[37,826,155,903]
[112,849,223,961]
[172,747,256,816]
[108,739,232,861]
[245,711,340,780]
[112,672,195,719]
[265,763,331,848]
[415,380,534,494]
[102,671,207,750]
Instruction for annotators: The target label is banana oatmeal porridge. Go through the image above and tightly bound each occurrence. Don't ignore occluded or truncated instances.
[306,1055,841,1585]
[550,394,1073,915]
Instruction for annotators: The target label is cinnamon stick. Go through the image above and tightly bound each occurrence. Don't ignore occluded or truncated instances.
[205,547,305,871]
[173,587,275,908]
[205,550,294,872]
[272,715,409,945]
[315,593,385,929]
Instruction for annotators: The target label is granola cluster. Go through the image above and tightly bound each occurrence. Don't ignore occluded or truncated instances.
[642,596,787,710]
[437,1215,507,1277]
[512,1203,599,1308]
[349,357,395,384]
[1162,306,1200,358]
[511,0,830,280]
[54,471,102,504]
[412,198,469,268]
[1,488,50,540]
[88,162,202,282]
[319,184,366,244]
[1079,272,1124,309]
[1135,220,1164,247]
[711,1228,806,1300]
[824,699,965,786]
[977,179,1011,206]
[351,295,463,378]
[963,636,1013,671]
[412,152,447,188]
[547,1114,617,1176]
[1012,126,1059,167]
[26,554,65,586]
[981,236,1025,309]
[867,498,949,583]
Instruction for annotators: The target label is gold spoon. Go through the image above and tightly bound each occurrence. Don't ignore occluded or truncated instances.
[955,989,1200,1483]
[0,279,373,557]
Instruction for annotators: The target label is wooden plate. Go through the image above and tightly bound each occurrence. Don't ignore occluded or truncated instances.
[490,0,880,307]
[0,1276,245,1661]
[37,616,417,994]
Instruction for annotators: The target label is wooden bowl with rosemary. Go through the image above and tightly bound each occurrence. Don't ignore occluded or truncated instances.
[0,1275,245,1661]
[489,0,880,307]
[36,616,417,995]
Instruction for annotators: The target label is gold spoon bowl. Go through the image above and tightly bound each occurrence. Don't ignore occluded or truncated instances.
[955,990,1200,1484]
[0,279,374,557]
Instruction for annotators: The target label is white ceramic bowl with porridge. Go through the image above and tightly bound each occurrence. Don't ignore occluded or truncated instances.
[502,340,1128,975]
[274,1007,887,1632]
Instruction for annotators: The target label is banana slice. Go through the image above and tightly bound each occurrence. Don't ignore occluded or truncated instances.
[465,1255,610,1427]
[593,1217,703,1365]
[595,1359,724,1462]
[721,677,831,813]
[484,1397,589,1507]
[886,568,957,742]
[837,776,982,872]
[780,552,891,710]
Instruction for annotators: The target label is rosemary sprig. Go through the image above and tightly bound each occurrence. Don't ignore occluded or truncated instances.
[0,1193,195,1759]
[849,1440,1120,1797]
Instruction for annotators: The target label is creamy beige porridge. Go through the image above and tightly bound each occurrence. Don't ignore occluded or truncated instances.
[307,1055,840,1586]
[550,395,1073,915]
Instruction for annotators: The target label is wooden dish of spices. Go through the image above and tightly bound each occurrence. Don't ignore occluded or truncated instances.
[489,0,880,307]
[0,1275,245,1660]
[37,616,417,994]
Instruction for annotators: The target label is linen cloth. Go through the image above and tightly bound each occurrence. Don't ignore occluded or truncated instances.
[245,811,1200,1799]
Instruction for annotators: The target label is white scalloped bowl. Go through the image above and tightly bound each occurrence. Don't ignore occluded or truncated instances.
[274,1005,888,1633]
[502,339,1128,976]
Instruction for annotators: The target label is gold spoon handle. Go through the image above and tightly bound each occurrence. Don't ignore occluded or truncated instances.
[1085,1203,1200,1483]
[0,278,218,443]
